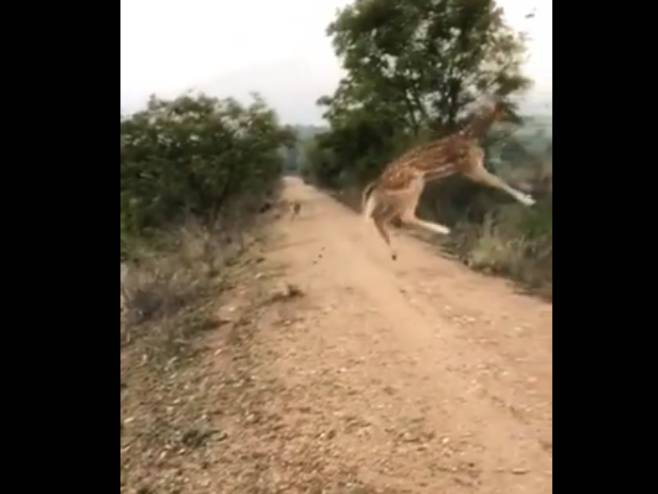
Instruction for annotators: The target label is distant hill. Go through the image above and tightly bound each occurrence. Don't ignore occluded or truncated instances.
[485,111,552,192]
[281,125,329,173]
[515,113,552,157]
[291,124,329,140]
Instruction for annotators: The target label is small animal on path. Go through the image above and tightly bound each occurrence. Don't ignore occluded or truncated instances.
[290,201,301,220]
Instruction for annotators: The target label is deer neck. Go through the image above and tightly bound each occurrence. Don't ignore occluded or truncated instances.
[461,109,496,140]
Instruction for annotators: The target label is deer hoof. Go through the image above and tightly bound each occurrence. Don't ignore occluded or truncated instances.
[518,193,536,206]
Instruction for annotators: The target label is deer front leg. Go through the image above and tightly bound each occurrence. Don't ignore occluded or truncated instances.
[464,164,535,206]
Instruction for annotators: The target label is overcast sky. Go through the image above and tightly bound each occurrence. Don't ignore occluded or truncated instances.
[121,0,552,123]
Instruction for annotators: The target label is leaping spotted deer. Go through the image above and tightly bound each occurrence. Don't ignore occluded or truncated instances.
[363,99,535,260]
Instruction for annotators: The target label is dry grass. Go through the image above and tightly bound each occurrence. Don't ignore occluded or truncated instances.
[120,217,254,359]
[446,204,552,299]
[120,215,271,493]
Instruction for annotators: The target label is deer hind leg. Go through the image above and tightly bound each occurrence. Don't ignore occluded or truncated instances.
[399,188,451,235]
[371,202,399,260]
[464,161,535,206]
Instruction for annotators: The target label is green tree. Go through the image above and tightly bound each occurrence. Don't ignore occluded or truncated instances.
[308,0,530,186]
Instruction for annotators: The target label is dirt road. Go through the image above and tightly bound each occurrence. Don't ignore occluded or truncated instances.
[240,176,552,492]
[201,176,552,493]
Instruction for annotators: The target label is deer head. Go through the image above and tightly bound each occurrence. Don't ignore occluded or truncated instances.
[491,99,522,125]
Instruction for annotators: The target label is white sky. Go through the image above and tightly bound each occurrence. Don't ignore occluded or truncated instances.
[121,0,552,123]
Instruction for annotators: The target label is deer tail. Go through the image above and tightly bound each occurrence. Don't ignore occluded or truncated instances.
[362,181,377,222]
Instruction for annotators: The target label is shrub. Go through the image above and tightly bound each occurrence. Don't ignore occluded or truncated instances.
[121,93,293,258]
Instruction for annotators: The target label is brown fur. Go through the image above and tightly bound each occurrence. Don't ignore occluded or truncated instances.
[364,100,535,260]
